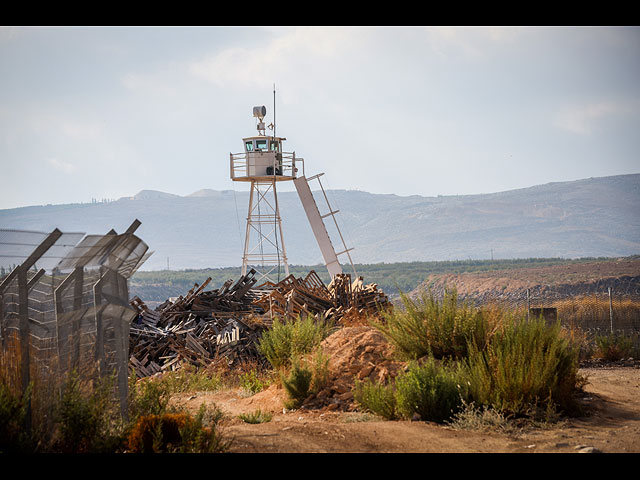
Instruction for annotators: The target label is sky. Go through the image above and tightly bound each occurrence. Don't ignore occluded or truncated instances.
[1,26,639,210]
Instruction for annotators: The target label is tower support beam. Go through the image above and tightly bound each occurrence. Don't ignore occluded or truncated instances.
[241,179,289,283]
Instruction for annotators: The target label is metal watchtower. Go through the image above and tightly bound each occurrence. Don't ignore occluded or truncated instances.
[230,103,355,283]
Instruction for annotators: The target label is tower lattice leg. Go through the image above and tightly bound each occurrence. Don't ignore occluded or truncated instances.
[241,180,289,283]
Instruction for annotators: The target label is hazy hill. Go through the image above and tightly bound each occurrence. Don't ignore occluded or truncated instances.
[1,174,639,271]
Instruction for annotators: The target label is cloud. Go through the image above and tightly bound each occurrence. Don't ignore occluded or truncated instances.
[423,26,523,59]
[60,120,103,141]
[187,27,362,88]
[0,26,24,46]
[121,70,182,97]
[47,157,76,173]
[553,99,640,135]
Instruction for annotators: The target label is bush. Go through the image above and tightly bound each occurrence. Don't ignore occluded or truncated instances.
[394,357,468,423]
[279,347,332,410]
[238,409,273,424]
[53,372,125,453]
[308,348,331,394]
[128,366,224,420]
[239,369,270,396]
[127,412,192,453]
[0,382,35,453]
[354,356,467,423]
[257,315,334,369]
[447,401,514,433]
[280,357,313,410]
[353,378,398,420]
[375,289,492,361]
[594,332,637,361]
[175,404,228,453]
[127,404,228,453]
[464,317,582,418]
[128,376,172,421]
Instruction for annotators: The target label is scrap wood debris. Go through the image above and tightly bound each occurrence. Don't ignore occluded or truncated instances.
[128,268,390,378]
[129,269,268,378]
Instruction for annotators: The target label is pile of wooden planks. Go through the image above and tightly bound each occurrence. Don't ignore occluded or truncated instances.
[325,273,391,323]
[129,269,268,378]
[253,270,334,320]
[253,271,390,323]
[128,269,391,377]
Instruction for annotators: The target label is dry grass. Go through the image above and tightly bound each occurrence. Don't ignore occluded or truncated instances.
[553,296,640,330]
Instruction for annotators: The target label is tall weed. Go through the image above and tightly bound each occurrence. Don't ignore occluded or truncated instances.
[375,289,493,360]
[280,357,313,410]
[464,317,582,418]
[53,372,125,453]
[257,315,334,369]
[354,356,467,423]
[353,378,398,420]
[280,349,331,410]
[394,357,468,423]
[594,332,637,361]
[128,375,172,420]
[0,382,35,453]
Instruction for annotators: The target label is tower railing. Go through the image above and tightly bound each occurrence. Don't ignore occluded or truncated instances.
[230,151,301,180]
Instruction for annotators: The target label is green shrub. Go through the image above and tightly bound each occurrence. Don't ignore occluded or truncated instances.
[280,357,313,410]
[308,348,331,394]
[239,369,270,396]
[257,315,334,369]
[355,356,467,423]
[375,289,491,360]
[394,357,468,423]
[54,373,124,453]
[128,375,172,420]
[594,332,636,361]
[177,404,229,453]
[238,409,273,424]
[464,317,582,418]
[353,378,398,420]
[0,382,35,453]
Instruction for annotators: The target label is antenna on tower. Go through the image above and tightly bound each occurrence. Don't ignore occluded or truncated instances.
[273,83,276,138]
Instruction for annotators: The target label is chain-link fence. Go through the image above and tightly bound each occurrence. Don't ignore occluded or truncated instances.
[523,288,640,336]
[445,280,640,337]
[0,220,152,430]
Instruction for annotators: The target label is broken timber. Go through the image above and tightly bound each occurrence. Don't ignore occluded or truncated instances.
[128,268,390,378]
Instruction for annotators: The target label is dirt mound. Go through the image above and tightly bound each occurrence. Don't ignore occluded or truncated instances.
[235,383,288,413]
[302,326,405,411]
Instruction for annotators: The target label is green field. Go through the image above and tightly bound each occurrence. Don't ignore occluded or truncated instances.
[129,256,630,303]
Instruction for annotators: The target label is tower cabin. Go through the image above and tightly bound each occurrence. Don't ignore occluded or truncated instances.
[230,106,302,181]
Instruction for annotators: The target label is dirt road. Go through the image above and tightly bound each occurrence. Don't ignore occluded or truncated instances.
[172,364,640,453]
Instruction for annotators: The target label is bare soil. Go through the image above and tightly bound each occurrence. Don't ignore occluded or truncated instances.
[171,326,640,453]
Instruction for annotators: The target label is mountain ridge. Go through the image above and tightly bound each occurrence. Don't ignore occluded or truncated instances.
[1,174,639,271]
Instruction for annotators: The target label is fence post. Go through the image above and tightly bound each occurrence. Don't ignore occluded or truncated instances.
[608,287,613,334]
[526,288,530,322]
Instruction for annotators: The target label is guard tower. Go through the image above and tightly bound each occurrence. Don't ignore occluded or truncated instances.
[230,104,355,283]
